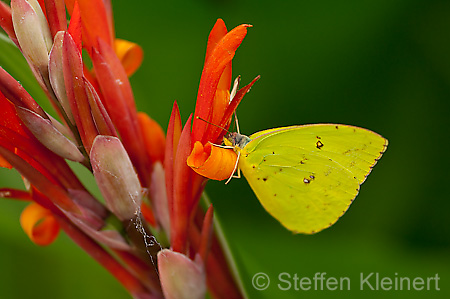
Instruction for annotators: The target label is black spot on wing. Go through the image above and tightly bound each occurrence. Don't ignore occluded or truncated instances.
[299,157,308,165]
[303,174,316,184]
[316,140,324,149]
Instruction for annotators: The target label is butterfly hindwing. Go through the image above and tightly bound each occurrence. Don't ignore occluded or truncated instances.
[238,124,388,234]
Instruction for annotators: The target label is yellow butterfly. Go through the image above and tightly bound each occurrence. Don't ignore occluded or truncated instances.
[223,124,388,234]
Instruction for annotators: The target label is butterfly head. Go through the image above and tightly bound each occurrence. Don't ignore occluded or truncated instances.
[224,132,251,150]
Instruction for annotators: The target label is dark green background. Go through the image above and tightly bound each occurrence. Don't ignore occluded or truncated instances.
[1,0,449,298]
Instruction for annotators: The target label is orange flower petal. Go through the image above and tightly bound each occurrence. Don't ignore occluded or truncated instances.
[193,23,250,144]
[205,19,231,91]
[0,154,13,169]
[20,202,60,246]
[205,19,227,63]
[208,89,231,141]
[115,38,144,77]
[68,0,82,52]
[187,141,237,181]
[138,112,166,164]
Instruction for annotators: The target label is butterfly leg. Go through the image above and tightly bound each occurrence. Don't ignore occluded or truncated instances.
[225,151,241,184]
[233,165,241,179]
[234,111,241,135]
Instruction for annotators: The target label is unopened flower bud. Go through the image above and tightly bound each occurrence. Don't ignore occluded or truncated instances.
[90,135,142,221]
[16,106,84,162]
[158,249,206,299]
[11,0,52,69]
[49,31,75,124]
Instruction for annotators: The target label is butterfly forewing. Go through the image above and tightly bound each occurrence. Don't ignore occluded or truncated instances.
[239,124,387,234]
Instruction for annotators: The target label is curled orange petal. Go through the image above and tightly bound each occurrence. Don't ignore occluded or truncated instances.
[115,38,144,76]
[20,202,60,246]
[187,141,237,181]
[138,112,166,164]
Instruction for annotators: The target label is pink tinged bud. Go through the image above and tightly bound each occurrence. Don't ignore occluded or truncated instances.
[90,135,142,221]
[47,114,75,140]
[158,249,206,299]
[11,0,52,69]
[49,31,75,124]
[67,215,131,251]
[150,162,170,238]
[16,106,85,162]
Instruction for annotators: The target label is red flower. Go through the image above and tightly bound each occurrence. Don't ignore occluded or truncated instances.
[163,18,259,298]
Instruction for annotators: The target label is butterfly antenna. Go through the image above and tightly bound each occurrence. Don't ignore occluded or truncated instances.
[195,117,230,133]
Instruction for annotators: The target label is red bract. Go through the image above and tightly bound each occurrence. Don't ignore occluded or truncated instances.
[64,0,113,53]
[44,0,67,36]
